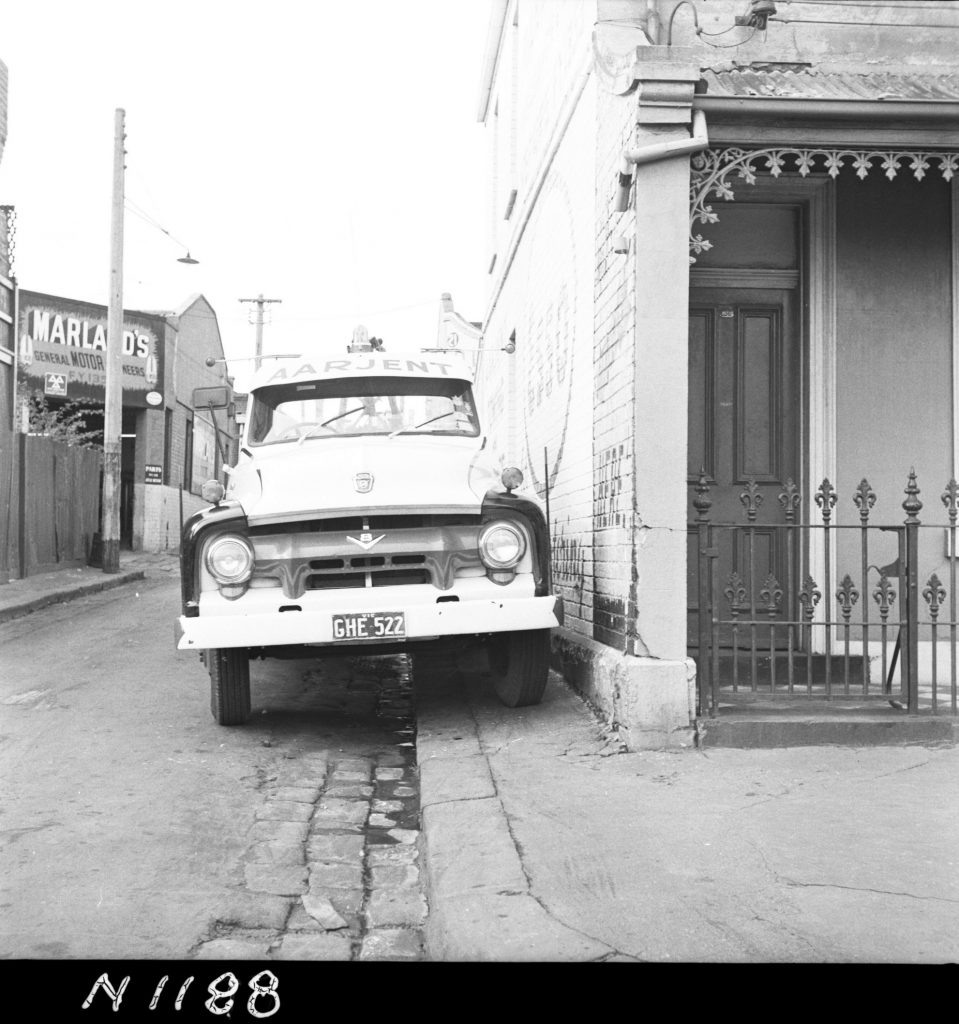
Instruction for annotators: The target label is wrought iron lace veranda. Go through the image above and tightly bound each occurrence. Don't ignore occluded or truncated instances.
[689,147,959,261]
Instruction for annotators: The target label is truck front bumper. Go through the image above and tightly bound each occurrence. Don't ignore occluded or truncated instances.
[176,594,563,651]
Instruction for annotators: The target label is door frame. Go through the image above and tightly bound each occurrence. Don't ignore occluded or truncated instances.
[689,177,837,614]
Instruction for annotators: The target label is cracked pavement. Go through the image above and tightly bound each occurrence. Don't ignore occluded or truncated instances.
[416,649,959,962]
[0,579,427,962]
[3,561,957,964]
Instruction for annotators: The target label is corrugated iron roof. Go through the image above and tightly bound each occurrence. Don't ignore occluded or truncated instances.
[700,67,959,102]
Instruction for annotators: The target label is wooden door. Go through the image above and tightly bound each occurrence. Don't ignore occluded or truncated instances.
[687,288,801,647]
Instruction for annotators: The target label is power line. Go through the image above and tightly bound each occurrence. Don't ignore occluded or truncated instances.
[124,199,198,262]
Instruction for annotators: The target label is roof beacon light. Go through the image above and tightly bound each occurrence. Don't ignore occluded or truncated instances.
[348,325,385,353]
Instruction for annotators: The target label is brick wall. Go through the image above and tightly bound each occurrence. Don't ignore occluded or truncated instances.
[476,3,684,655]
[591,81,638,651]
[478,2,607,645]
[138,482,207,553]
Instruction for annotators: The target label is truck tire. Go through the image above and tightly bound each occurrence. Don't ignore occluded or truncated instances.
[208,648,251,725]
[487,629,550,708]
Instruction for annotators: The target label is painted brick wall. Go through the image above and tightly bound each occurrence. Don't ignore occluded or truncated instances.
[138,483,207,553]
[487,0,597,279]
[478,2,603,644]
[591,79,639,652]
[477,2,675,653]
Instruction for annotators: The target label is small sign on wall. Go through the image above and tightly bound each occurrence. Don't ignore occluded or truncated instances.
[44,371,68,396]
[145,464,163,485]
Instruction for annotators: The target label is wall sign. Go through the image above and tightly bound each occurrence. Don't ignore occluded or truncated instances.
[17,293,165,407]
[145,464,163,485]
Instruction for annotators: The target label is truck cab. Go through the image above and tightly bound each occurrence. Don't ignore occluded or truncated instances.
[176,337,562,724]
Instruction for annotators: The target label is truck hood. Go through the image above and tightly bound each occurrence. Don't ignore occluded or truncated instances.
[227,436,499,522]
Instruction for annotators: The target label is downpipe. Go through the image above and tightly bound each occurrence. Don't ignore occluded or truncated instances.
[613,108,709,213]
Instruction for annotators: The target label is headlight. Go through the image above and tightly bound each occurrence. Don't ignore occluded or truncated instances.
[205,535,255,585]
[478,521,526,569]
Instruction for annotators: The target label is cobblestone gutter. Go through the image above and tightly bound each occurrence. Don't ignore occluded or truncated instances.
[190,657,427,961]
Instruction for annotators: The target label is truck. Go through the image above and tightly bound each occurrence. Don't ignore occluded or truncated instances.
[175,335,563,724]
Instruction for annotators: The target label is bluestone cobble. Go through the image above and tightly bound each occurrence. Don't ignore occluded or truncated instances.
[359,927,424,961]
[277,932,352,961]
[191,655,426,962]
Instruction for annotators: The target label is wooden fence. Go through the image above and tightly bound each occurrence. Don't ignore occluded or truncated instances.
[1,434,101,579]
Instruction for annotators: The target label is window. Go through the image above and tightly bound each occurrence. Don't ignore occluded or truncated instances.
[248,376,481,447]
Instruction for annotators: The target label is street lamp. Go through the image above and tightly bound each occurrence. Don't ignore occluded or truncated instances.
[204,354,301,368]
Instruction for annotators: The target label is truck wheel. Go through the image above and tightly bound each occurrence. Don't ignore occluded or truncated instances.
[208,648,251,725]
[487,629,550,708]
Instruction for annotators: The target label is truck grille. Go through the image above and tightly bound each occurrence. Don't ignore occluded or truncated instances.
[250,517,483,598]
[304,556,431,590]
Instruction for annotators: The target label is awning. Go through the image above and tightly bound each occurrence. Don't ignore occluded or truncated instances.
[695,65,959,144]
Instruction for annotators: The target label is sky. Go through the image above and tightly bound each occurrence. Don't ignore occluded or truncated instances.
[1,0,493,392]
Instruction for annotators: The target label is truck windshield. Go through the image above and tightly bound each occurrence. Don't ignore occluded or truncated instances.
[247,376,481,446]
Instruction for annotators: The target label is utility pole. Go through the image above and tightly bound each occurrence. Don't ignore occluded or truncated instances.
[101,108,125,574]
[239,293,282,371]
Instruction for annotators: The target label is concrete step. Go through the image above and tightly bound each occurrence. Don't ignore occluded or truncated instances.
[697,701,959,748]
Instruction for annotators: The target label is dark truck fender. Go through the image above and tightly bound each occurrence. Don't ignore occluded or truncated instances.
[180,501,249,616]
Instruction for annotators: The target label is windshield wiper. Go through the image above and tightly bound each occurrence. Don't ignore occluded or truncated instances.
[296,406,366,446]
[387,411,456,439]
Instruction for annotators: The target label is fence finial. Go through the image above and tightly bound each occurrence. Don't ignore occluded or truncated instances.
[740,479,763,522]
[923,573,945,620]
[815,478,837,524]
[942,478,958,524]
[760,573,783,616]
[873,574,896,619]
[902,468,922,524]
[799,575,821,620]
[693,468,712,522]
[778,479,801,523]
[836,574,860,621]
[853,478,876,525]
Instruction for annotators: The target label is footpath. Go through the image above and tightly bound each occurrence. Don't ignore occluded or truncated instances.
[0,550,179,624]
[4,557,957,962]
[416,653,959,963]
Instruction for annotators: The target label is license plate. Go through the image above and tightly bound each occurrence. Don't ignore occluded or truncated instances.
[331,611,406,641]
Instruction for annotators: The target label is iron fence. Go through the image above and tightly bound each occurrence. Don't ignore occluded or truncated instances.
[690,470,959,717]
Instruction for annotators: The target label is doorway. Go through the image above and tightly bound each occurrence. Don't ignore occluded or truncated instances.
[687,286,802,647]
